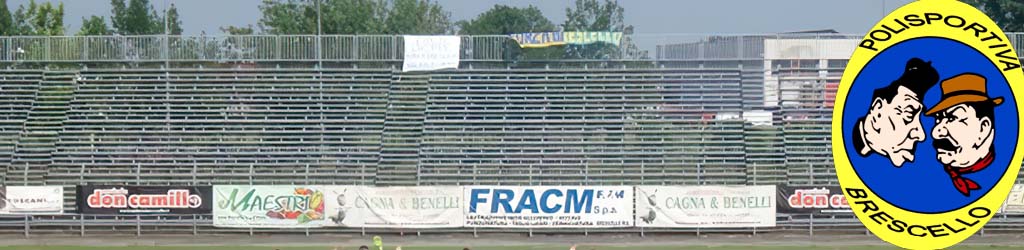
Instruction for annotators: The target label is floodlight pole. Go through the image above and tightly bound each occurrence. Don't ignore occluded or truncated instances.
[316,0,323,68]
[164,0,170,68]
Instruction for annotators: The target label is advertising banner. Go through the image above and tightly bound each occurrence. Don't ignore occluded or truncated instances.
[77,186,211,214]
[324,186,462,228]
[402,35,460,72]
[776,186,851,214]
[464,186,633,228]
[509,32,623,48]
[213,186,326,228]
[635,186,775,228]
[1002,184,1024,213]
[0,186,63,214]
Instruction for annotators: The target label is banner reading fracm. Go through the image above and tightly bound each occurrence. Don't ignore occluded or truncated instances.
[464,186,634,228]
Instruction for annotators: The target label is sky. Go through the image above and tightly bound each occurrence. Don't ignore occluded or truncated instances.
[8,0,916,36]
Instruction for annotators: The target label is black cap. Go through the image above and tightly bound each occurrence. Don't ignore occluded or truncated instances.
[892,57,939,98]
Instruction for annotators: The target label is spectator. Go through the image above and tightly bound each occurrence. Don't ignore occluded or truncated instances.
[358,246,369,250]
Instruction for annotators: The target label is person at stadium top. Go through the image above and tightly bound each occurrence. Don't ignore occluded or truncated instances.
[925,73,1001,196]
[852,57,939,167]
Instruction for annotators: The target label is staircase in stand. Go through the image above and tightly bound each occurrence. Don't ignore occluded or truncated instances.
[6,70,76,186]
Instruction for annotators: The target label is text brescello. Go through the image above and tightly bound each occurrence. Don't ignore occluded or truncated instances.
[846,188,989,238]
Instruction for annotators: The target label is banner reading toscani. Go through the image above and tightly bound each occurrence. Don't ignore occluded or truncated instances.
[635,186,775,228]
[0,186,63,214]
[464,186,632,228]
[324,186,462,228]
[213,186,326,228]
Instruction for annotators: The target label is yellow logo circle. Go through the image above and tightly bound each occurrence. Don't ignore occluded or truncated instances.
[834,0,1024,249]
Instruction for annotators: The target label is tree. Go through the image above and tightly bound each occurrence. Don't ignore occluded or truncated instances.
[110,0,182,35]
[259,0,386,35]
[456,5,554,35]
[221,25,255,35]
[258,0,450,35]
[457,4,561,60]
[165,3,182,35]
[0,0,13,36]
[964,0,1024,32]
[78,16,112,35]
[384,0,451,34]
[562,0,640,60]
[10,0,63,35]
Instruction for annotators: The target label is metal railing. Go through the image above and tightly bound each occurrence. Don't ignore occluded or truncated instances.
[0,35,511,63]
[4,33,1020,63]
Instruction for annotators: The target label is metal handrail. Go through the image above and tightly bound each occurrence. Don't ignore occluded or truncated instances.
[8,33,1006,63]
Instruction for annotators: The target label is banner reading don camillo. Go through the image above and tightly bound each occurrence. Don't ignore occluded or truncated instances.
[77,186,211,214]
[324,186,463,228]
[213,185,326,228]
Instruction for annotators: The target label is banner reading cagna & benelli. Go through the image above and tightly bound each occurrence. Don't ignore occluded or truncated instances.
[0,186,63,214]
[324,186,463,228]
[463,186,633,228]
[635,186,775,228]
[77,186,211,214]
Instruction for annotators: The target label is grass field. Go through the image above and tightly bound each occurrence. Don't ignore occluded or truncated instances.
[1,246,1022,250]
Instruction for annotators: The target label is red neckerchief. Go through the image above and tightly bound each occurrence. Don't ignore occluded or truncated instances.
[944,151,994,196]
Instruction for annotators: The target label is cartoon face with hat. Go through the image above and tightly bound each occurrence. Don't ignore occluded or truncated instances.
[852,58,940,167]
[926,73,1002,196]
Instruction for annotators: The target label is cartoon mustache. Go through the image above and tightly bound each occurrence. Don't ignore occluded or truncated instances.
[933,138,958,151]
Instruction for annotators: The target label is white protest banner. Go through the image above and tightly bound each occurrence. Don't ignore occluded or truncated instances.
[402,35,460,72]
[0,186,64,214]
[213,186,326,228]
[324,186,462,228]
[635,186,775,228]
[464,186,633,228]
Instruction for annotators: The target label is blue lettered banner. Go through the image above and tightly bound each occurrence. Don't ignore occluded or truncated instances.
[509,32,623,48]
[463,186,633,228]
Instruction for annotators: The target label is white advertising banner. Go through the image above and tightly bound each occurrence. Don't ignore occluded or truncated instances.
[213,186,326,228]
[0,186,64,214]
[402,35,460,72]
[1001,184,1024,213]
[635,186,776,228]
[464,186,633,228]
[324,186,462,228]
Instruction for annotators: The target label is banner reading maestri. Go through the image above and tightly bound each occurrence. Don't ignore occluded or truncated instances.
[213,186,326,228]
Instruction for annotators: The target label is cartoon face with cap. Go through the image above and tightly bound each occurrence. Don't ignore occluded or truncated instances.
[926,73,1002,196]
[853,58,940,167]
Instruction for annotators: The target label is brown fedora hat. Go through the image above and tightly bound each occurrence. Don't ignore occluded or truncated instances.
[925,73,1004,116]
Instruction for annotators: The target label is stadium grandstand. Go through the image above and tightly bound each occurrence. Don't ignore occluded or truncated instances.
[0,32,1023,236]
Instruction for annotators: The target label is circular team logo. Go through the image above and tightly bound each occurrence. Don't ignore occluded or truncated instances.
[833,0,1024,248]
